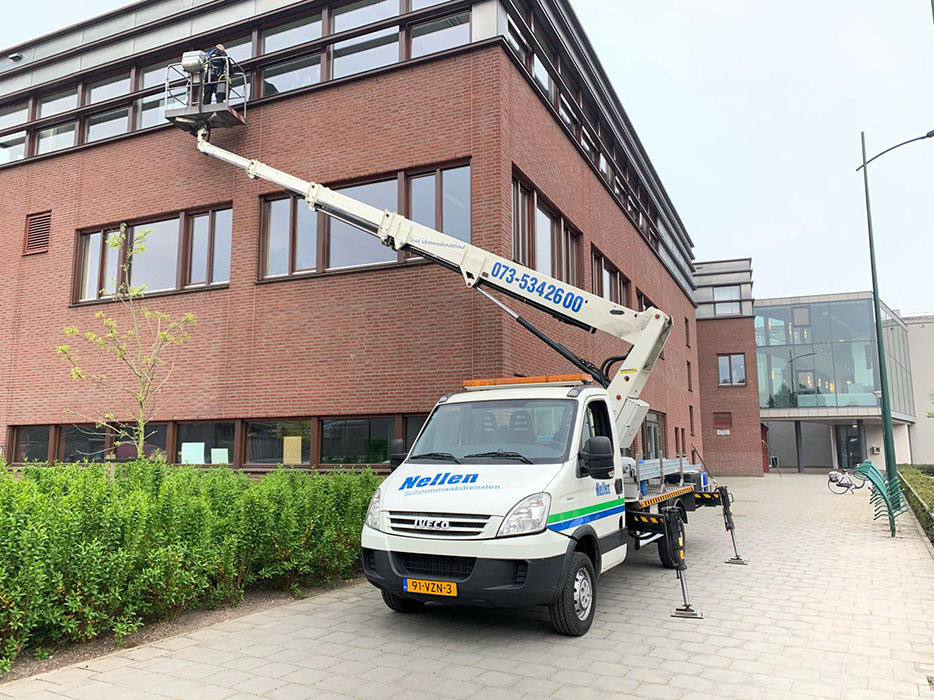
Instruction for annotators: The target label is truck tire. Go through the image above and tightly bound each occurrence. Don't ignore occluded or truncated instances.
[381,590,425,613]
[657,516,685,569]
[548,552,596,636]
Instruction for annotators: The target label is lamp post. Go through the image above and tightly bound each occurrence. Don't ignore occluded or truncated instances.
[857,128,934,515]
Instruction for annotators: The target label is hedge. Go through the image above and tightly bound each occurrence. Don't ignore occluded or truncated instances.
[898,465,934,542]
[0,460,380,672]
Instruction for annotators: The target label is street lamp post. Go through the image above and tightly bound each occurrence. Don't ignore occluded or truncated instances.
[857,128,934,525]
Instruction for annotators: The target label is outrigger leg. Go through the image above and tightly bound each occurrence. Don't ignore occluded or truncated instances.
[719,486,748,565]
[665,508,703,619]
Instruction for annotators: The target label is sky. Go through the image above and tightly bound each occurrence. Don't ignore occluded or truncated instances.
[4,1,934,313]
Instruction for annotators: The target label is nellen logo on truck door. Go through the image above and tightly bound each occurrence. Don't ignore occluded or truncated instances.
[399,473,479,490]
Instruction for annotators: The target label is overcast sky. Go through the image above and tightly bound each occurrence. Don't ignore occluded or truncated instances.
[4,1,933,313]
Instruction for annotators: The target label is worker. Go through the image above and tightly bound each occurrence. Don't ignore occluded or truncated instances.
[202,44,228,104]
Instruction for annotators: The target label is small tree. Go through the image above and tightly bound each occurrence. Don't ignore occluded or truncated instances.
[57,225,196,461]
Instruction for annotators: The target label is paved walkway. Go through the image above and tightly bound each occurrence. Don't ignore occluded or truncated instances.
[2,475,933,700]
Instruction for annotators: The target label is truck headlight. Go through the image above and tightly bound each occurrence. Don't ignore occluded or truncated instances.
[497,493,551,537]
[365,488,382,531]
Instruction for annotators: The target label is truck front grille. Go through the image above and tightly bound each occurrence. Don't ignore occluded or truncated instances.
[396,552,476,580]
[388,511,491,537]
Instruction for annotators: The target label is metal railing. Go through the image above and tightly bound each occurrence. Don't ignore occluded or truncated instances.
[163,55,248,120]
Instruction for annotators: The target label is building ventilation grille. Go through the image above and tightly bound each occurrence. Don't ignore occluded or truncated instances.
[24,212,51,254]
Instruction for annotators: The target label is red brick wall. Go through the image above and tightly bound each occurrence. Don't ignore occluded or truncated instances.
[0,45,700,463]
[696,316,762,475]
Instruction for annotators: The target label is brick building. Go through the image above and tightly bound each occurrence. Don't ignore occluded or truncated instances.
[694,259,763,476]
[0,0,706,470]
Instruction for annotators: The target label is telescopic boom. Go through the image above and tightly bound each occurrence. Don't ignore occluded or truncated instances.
[195,128,671,447]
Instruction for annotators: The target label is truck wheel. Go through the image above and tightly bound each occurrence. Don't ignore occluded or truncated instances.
[381,590,425,613]
[548,552,596,636]
[658,517,685,569]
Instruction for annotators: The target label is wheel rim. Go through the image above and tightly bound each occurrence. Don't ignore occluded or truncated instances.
[573,567,593,621]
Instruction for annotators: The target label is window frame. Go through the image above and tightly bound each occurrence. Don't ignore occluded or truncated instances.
[512,176,581,286]
[184,206,233,287]
[592,248,630,306]
[75,203,232,304]
[717,353,747,387]
[260,160,469,279]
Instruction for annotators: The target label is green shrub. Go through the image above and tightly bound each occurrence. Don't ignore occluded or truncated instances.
[898,465,934,542]
[0,461,379,672]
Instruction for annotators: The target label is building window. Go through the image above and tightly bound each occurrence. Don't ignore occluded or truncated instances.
[61,425,108,462]
[263,14,323,54]
[0,131,26,164]
[85,108,130,142]
[329,179,398,268]
[12,426,51,463]
[685,317,691,347]
[263,195,317,277]
[689,405,695,436]
[512,178,581,286]
[411,12,470,58]
[128,218,180,293]
[262,163,469,277]
[78,207,231,301]
[713,412,732,429]
[407,164,471,242]
[246,420,311,465]
[713,285,741,316]
[718,354,746,386]
[641,411,666,461]
[681,427,686,456]
[262,54,322,96]
[87,73,131,105]
[177,422,236,464]
[687,361,693,391]
[332,28,399,79]
[39,89,78,118]
[187,208,233,286]
[0,102,28,131]
[37,123,76,154]
[405,415,428,449]
[592,251,629,306]
[333,0,399,33]
[112,424,168,459]
[321,417,394,463]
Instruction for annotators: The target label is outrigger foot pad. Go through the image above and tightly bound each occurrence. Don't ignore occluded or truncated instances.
[725,556,748,565]
[671,605,703,619]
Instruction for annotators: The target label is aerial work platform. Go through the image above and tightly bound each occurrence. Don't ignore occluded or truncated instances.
[163,50,247,134]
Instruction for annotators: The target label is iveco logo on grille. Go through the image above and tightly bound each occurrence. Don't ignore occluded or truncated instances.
[415,518,451,530]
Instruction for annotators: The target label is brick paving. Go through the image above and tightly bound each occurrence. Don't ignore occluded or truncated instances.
[2,474,933,700]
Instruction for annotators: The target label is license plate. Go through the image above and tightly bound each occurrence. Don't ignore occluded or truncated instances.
[403,578,458,597]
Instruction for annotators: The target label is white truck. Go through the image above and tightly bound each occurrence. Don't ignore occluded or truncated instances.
[179,104,743,635]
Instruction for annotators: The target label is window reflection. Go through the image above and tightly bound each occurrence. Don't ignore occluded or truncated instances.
[86,108,129,142]
[332,0,399,33]
[411,12,469,58]
[37,123,76,154]
[263,55,321,96]
[0,131,26,163]
[129,219,179,292]
[332,28,398,79]
[321,417,393,463]
[329,180,397,268]
[263,15,322,53]
[88,74,131,104]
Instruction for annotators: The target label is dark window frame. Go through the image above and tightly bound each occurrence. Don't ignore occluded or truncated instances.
[260,159,469,279]
[74,202,232,303]
[592,247,630,306]
[512,175,581,287]
[718,353,747,387]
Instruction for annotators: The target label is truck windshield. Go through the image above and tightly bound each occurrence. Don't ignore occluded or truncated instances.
[409,399,577,464]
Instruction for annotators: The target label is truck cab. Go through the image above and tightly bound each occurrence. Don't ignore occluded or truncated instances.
[361,374,634,636]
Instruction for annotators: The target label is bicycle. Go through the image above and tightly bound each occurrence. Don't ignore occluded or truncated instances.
[827,467,866,494]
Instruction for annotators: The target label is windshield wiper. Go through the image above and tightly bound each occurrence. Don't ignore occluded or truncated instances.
[463,450,534,465]
[410,452,462,464]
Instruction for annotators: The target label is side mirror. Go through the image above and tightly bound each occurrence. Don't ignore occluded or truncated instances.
[390,438,407,472]
[580,436,615,479]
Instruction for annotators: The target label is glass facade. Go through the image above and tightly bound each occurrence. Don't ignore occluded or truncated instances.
[755,298,914,415]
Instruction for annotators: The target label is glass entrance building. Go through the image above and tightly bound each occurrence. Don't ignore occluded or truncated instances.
[756,292,914,470]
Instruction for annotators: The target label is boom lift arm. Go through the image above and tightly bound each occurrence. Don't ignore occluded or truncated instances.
[195,128,671,447]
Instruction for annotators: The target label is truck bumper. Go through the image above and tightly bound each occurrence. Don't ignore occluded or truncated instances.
[361,527,571,607]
